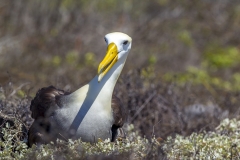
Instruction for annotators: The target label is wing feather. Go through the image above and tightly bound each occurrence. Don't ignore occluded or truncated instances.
[28,86,69,146]
[111,95,127,141]
[30,86,68,119]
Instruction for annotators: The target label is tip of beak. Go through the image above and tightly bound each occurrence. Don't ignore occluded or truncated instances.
[98,74,103,82]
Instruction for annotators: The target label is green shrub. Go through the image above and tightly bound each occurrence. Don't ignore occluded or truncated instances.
[203,46,240,69]
[163,66,240,91]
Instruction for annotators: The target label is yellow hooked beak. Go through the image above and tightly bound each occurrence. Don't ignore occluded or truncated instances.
[98,43,118,82]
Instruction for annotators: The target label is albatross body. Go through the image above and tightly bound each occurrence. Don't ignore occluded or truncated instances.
[28,32,132,146]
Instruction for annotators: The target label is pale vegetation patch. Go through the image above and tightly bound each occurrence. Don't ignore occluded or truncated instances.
[163,118,240,159]
[1,118,240,159]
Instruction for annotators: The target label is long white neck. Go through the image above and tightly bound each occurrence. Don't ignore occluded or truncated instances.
[89,53,128,103]
[71,53,128,108]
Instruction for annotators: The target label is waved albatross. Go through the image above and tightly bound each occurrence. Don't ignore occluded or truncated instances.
[28,32,132,146]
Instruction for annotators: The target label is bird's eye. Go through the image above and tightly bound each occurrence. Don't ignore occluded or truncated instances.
[123,40,128,45]
[104,38,107,42]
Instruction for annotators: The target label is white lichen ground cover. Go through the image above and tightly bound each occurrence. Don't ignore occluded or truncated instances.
[163,118,240,159]
[0,118,240,159]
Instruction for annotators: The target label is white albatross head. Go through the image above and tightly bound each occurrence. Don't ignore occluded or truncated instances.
[98,32,132,82]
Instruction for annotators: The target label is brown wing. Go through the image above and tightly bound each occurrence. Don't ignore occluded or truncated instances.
[111,95,127,141]
[30,86,69,119]
[28,118,56,146]
[112,95,127,127]
[28,86,69,146]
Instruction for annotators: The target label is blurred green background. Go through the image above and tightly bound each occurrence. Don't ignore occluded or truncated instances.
[1,0,240,142]
[1,0,240,95]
